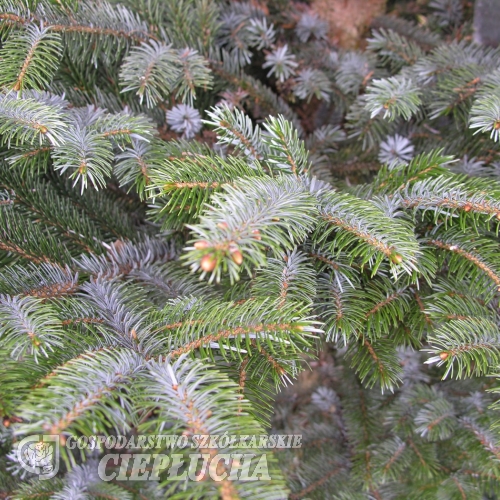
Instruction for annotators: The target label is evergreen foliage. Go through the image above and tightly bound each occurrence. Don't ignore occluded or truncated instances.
[1,0,500,498]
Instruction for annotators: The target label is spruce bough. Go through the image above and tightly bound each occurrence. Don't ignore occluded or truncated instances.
[1,0,500,497]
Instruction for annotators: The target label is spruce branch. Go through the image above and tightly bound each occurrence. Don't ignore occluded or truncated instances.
[251,249,316,309]
[0,262,78,298]
[173,47,213,105]
[209,50,305,136]
[184,176,318,283]
[398,175,500,224]
[2,2,500,497]
[0,93,67,146]
[316,273,365,343]
[293,69,332,103]
[425,228,500,291]
[0,208,72,265]
[335,51,376,95]
[0,23,62,94]
[371,15,441,50]
[372,150,453,194]
[348,337,403,392]
[368,28,424,70]
[204,104,265,161]
[414,398,456,441]
[75,237,176,280]
[262,115,311,176]
[119,40,180,107]
[263,45,298,83]
[315,191,421,277]
[378,134,414,168]
[166,104,202,139]
[163,297,318,366]
[429,0,463,28]
[0,295,64,361]
[469,94,500,142]
[52,124,114,192]
[15,348,145,437]
[0,168,109,253]
[137,355,288,497]
[295,12,328,43]
[365,76,422,121]
[247,17,276,50]
[147,151,266,229]
[424,318,500,378]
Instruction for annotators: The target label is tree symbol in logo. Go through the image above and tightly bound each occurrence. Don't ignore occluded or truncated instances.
[24,441,54,474]
[17,435,59,480]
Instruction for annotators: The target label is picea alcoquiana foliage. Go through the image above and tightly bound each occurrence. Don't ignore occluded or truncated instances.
[1,0,500,498]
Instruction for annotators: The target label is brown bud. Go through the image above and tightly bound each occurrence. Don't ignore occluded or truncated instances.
[231,250,243,265]
[390,252,403,264]
[251,229,261,240]
[463,203,472,212]
[39,126,48,134]
[194,240,210,250]
[60,435,66,446]
[217,221,229,230]
[496,212,500,220]
[271,217,280,222]
[3,417,10,428]
[200,254,217,272]
[131,329,137,340]
[111,239,126,252]
[439,352,449,360]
